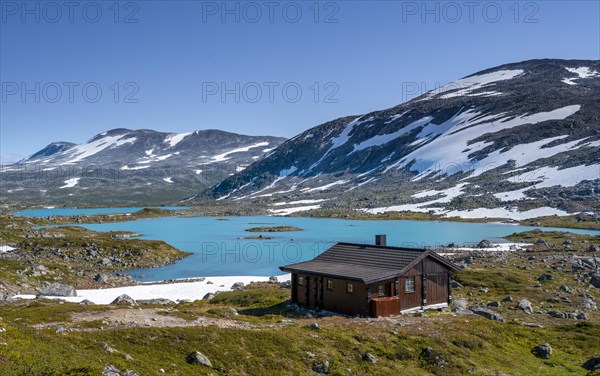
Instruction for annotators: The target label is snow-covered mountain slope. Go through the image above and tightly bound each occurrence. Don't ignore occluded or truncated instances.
[210,59,600,217]
[2,129,285,206]
[21,128,284,169]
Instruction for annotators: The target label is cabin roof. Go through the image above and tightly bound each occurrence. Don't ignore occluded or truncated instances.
[280,242,461,284]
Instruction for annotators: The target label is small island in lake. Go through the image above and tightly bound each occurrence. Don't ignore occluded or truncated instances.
[245,225,303,232]
[243,235,276,240]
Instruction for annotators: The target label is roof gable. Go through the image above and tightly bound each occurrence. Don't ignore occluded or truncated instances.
[280,242,461,284]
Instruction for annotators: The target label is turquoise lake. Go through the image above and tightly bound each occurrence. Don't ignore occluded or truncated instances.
[30,212,596,282]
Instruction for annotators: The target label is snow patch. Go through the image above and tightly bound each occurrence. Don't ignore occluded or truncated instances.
[59,178,80,188]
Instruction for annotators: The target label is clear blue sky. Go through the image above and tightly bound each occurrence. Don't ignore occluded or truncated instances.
[1,0,599,162]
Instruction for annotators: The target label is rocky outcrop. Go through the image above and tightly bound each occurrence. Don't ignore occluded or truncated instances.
[39,283,76,297]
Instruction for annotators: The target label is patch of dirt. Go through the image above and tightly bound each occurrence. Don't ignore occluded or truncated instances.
[67,308,257,330]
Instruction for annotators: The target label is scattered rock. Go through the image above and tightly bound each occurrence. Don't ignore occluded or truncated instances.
[202,293,215,300]
[102,365,139,376]
[312,360,330,374]
[479,287,489,293]
[582,356,600,371]
[186,351,212,368]
[517,298,533,314]
[100,342,116,353]
[420,347,446,368]
[79,299,95,305]
[110,294,136,306]
[487,301,500,308]
[469,306,504,322]
[548,311,567,319]
[362,353,378,363]
[502,296,513,302]
[579,299,597,311]
[136,298,175,305]
[537,274,553,282]
[309,322,320,330]
[559,285,571,293]
[39,283,76,297]
[532,343,552,359]
[535,239,547,245]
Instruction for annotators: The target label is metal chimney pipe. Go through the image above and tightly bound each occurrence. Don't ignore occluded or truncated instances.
[375,234,387,246]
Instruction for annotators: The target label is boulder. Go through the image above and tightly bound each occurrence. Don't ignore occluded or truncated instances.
[228,307,239,316]
[578,299,597,311]
[420,347,446,368]
[589,245,598,252]
[537,274,553,282]
[362,352,378,363]
[548,311,567,319]
[559,285,571,293]
[535,239,547,245]
[186,351,212,368]
[532,343,552,359]
[582,356,600,371]
[268,276,278,283]
[308,322,320,330]
[590,273,600,289]
[477,239,493,248]
[231,282,245,291]
[202,293,215,300]
[39,283,76,297]
[502,296,513,302]
[487,301,500,308]
[469,306,504,322]
[79,299,95,305]
[451,298,468,312]
[517,298,533,314]
[312,360,330,374]
[137,298,175,305]
[450,280,463,289]
[110,294,136,306]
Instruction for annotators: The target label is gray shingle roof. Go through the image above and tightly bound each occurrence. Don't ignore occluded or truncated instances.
[280,242,460,284]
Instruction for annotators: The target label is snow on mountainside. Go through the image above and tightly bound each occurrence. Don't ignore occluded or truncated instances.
[210,59,600,218]
[2,129,286,206]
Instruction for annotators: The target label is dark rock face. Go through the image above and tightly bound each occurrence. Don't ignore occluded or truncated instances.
[209,59,600,214]
[532,343,553,359]
[39,283,76,297]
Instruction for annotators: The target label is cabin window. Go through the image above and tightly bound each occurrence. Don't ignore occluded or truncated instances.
[298,276,304,286]
[405,276,415,293]
[327,279,333,290]
[346,282,354,294]
[378,284,385,296]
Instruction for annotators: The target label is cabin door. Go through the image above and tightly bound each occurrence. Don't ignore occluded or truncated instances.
[307,276,319,309]
[426,273,448,305]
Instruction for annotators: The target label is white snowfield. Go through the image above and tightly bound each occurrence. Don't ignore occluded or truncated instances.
[210,142,270,163]
[268,205,322,216]
[14,274,291,305]
[362,204,573,220]
[427,69,524,99]
[59,177,80,189]
[164,131,193,148]
[562,66,600,85]
[61,135,137,165]
[0,245,16,253]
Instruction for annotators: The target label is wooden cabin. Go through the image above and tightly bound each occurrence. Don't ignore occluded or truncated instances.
[279,235,461,317]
